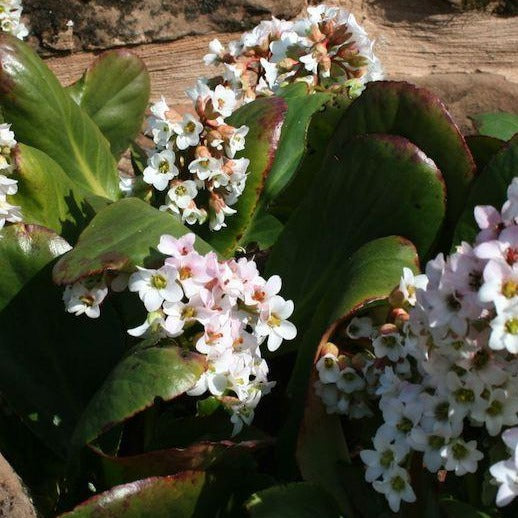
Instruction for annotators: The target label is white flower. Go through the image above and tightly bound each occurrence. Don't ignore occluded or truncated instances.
[346,316,374,339]
[188,156,221,181]
[225,125,249,158]
[256,295,297,351]
[372,466,416,513]
[489,303,518,353]
[472,388,518,436]
[63,281,108,319]
[399,267,428,307]
[0,196,22,229]
[479,259,518,312]
[128,310,166,338]
[128,265,183,312]
[408,427,445,472]
[204,38,225,65]
[143,149,179,191]
[211,85,237,118]
[162,181,198,214]
[360,432,409,483]
[316,353,340,384]
[372,332,406,362]
[441,439,483,476]
[490,458,518,507]
[336,367,365,394]
[171,114,203,150]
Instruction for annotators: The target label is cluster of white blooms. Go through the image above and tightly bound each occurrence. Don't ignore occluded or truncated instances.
[0,123,22,230]
[142,88,250,232]
[64,233,297,434]
[0,0,28,39]
[490,428,518,507]
[204,4,383,102]
[315,178,518,512]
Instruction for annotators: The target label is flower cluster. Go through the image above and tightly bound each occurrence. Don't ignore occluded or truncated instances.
[315,178,518,512]
[142,88,250,231]
[0,0,28,39]
[64,233,297,434]
[204,4,383,102]
[0,123,22,230]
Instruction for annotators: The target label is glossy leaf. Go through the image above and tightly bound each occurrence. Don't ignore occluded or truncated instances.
[472,112,518,141]
[53,198,213,285]
[98,439,269,487]
[454,134,518,245]
[60,472,207,518]
[247,482,342,518]
[288,237,419,509]
[465,135,506,173]
[11,143,109,242]
[200,96,287,257]
[267,133,444,323]
[334,80,475,227]
[241,212,283,250]
[0,224,126,455]
[0,34,119,199]
[441,498,494,518]
[272,93,352,221]
[261,83,334,201]
[69,50,150,157]
[72,344,206,446]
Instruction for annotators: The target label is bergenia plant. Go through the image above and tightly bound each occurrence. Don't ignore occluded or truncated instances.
[0,2,517,517]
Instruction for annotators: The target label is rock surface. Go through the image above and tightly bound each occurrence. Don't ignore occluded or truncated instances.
[0,453,36,518]
[43,0,518,134]
[23,0,305,54]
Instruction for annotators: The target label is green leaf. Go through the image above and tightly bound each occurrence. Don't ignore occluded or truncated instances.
[441,498,495,518]
[72,344,206,446]
[69,50,150,157]
[454,134,518,245]
[261,83,334,201]
[0,34,119,199]
[0,224,126,456]
[334,80,475,227]
[11,143,109,242]
[241,212,283,250]
[98,439,268,487]
[53,198,213,285]
[267,134,445,323]
[59,472,207,517]
[199,96,287,257]
[247,482,342,518]
[472,112,518,141]
[288,237,419,510]
[465,135,506,173]
[271,93,352,221]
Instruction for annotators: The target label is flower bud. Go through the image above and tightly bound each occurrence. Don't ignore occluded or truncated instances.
[379,323,398,336]
[321,342,339,357]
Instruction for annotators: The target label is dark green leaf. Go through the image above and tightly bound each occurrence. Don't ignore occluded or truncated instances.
[454,134,518,245]
[471,112,518,141]
[0,34,119,199]
[289,237,419,511]
[72,345,206,446]
[334,80,475,227]
[69,50,150,157]
[267,134,444,322]
[59,472,207,517]
[272,93,352,221]
[53,198,213,285]
[441,498,495,518]
[261,83,334,201]
[465,135,506,173]
[98,439,269,487]
[12,143,109,242]
[200,96,287,257]
[247,482,342,518]
[0,224,126,456]
[241,212,283,250]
